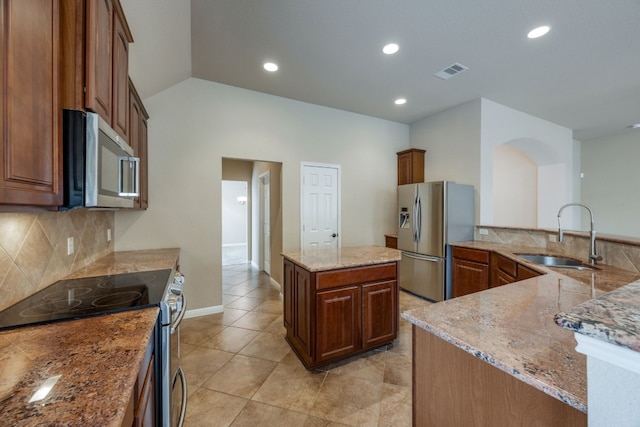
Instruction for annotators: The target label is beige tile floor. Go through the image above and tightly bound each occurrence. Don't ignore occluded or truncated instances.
[181,263,431,426]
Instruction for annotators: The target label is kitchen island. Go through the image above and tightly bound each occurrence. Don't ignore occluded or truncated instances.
[281,245,401,369]
[402,241,640,426]
[0,248,180,427]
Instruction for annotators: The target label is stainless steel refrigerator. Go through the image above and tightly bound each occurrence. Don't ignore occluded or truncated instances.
[398,181,474,301]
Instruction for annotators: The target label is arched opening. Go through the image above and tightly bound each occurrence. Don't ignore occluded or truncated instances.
[492,138,568,229]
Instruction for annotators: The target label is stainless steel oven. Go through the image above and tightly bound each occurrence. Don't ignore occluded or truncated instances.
[160,272,187,427]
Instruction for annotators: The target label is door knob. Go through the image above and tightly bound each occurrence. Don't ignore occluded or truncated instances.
[331,233,337,238]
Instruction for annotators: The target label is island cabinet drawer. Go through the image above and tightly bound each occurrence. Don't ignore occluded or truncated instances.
[316,263,397,290]
[452,247,489,264]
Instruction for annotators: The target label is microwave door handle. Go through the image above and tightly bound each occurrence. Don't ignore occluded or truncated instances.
[118,157,140,197]
[131,157,140,197]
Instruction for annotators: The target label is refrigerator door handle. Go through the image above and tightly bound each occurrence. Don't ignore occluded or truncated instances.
[401,251,442,263]
[411,196,418,243]
[416,194,422,243]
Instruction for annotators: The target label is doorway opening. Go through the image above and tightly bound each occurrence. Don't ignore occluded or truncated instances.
[221,158,283,285]
[221,180,248,266]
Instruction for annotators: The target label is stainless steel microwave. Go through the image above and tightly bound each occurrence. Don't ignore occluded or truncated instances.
[61,109,139,209]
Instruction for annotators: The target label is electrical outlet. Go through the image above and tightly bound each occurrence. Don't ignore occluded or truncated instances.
[549,234,557,243]
[107,228,112,242]
[67,237,74,255]
[478,228,489,235]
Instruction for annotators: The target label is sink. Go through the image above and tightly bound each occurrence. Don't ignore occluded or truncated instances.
[515,254,594,270]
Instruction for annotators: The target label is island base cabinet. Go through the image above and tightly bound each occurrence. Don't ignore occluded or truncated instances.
[412,326,586,426]
[283,259,399,369]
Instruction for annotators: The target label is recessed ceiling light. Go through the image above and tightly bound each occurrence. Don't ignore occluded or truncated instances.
[383,43,399,55]
[394,98,407,105]
[263,62,278,72]
[527,25,550,39]
[630,123,640,129]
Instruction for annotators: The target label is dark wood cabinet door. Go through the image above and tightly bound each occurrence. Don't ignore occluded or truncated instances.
[397,149,425,185]
[293,266,311,356]
[129,79,149,209]
[85,0,113,122]
[139,117,148,208]
[362,280,397,349]
[0,0,62,206]
[517,264,541,281]
[397,152,412,185]
[316,286,360,363]
[451,258,489,298]
[112,9,129,140]
[283,260,294,331]
[129,83,141,153]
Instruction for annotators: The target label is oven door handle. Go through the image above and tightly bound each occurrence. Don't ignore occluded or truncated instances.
[170,294,187,335]
[176,366,187,427]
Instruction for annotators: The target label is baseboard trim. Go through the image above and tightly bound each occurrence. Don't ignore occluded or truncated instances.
[251,260,259,270]
[185,305,224,319]
[270,277,283,300]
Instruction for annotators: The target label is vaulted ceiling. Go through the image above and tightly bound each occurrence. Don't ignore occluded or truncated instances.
[122,0,640,141]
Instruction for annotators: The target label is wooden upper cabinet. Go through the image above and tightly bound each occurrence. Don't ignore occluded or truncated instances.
[85,0,132,141]
[112,8,129,140]
[85,0,114,122]
[397,149,425,185]
[129,79,149,209]
[0,0,62,206]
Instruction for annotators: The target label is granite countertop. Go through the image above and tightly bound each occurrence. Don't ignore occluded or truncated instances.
[555,281,640,353]
[402,241,640,413]
[67,247,181,278]
[281,245,401,271]
[0,248,180,426]
[0,309,158,426]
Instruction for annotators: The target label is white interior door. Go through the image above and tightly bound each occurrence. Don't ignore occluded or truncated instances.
[301,163,340,249]
[261,172,271,274]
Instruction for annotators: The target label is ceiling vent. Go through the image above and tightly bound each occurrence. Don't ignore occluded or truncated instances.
[434,62,469,80]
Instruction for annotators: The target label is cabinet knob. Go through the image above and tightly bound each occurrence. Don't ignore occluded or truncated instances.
[331,233,337,238]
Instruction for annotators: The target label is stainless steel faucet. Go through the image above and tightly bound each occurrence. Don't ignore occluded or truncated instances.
[557,203,603,265]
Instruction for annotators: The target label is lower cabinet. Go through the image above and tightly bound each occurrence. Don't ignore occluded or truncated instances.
[453,248,543,298]
[283,259,399,369]
[451,247,490,297]
[122,331,155,427]
[316,286,360,363]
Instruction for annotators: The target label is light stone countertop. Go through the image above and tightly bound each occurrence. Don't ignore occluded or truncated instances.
[402,241,640,413]
[281,245,401,271]
[0,248,180,426]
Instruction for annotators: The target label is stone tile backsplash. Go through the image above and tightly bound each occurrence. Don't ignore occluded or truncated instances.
[0,211,114,311]
[476,226,640,273]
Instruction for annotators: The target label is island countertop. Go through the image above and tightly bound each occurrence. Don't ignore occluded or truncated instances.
[0,248,181,426]
[402,240,640,413]
[281,245,401,271]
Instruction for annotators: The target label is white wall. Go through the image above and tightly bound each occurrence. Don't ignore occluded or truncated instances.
[221,181,247,245]
[410,99,482,219]
[581,131,640,237]
[480,98,575,227]
[115,78,409,310]
[492,145,537,227]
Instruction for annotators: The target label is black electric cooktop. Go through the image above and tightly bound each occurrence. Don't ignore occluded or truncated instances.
[0,269,173,331]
